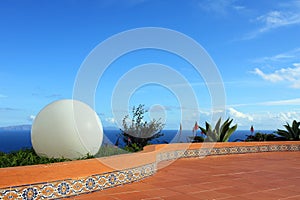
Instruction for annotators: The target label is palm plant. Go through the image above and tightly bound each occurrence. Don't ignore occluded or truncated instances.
[276,120,300,141]
[199,117,237,142]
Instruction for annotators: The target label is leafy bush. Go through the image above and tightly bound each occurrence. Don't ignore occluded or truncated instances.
[94,144,129,157]
[188,136,205,143]
[123,143,142,152]
[120,104,164,152]
[245,132,285,142]
[0,148,70,168]
[199,117,237,142]
[276,120,300,141]
[0,145,131,168]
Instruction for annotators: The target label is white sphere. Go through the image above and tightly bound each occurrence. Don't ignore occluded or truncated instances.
[31,99,103,159]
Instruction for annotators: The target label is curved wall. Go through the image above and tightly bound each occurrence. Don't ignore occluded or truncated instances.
[0,142,299,199]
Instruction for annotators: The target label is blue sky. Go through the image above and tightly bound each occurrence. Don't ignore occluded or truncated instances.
[0,0,300,130]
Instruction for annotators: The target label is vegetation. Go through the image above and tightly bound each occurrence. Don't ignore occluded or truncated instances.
[0,148,70,168]
[199,117,237,142]
[244,132,285,142]
[276,120,300,141]
[3,116,300,168]
[189,135,205,143]
[119,104,164,152]
[94,144,129,157]
[0,145,131,168]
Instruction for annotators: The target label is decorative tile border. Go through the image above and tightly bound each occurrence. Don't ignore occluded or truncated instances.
[157,144,300,162]
[1,143,300,199]
[0,163,156,200]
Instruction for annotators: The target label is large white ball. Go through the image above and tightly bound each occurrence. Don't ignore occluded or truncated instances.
[31,99,103,159]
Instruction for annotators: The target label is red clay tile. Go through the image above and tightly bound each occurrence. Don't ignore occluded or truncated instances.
[142,188,182,197]
[110,191,151,200]
[75,152,300,199]
[189,190,233,200]
[279,195,300,200]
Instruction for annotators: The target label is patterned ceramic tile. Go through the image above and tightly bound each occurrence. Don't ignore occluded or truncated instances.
[210,148,218,155]
[239,146,249,153]
[40,183,56,199]
[1,189,19,200]
[228,147,239,154]
[290,145,299,151]
[71,179,84,194]
[269,145,279,151]
[250,146,259,152]
[198,148,211,156]
[85,177,96,191]
[279,145,288,151]
[0,163,156,200]
[21,187,39,200]
[259,146,269,152]
[219,147,229,154]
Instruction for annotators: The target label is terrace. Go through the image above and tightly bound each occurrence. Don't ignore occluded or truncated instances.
[1,142,299,199]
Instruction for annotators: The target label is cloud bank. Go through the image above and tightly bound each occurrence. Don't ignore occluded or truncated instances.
[253,63,300,88]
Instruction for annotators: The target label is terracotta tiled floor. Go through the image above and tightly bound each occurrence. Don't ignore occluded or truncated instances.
[68,152,300,200]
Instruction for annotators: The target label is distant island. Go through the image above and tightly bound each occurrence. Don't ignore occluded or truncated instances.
[0,124,118,131]
[0,125,32,131]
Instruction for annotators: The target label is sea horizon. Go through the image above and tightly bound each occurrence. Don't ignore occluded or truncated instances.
[0,129,276,153]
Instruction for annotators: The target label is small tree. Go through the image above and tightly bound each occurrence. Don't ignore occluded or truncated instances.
[120,104,164,152]
[199,117,237,142]
[276,120,300,141]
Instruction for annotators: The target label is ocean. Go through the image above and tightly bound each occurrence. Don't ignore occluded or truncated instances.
[0,129,275,153]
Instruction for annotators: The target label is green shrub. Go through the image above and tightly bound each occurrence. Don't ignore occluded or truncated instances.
[0,149,70,168]
[188,136,205,143]
[199,117,237,142]
[0,144,132,168]
[123,143,142,152]
[94,144,129,157]
[120,104,164,152]
[245,132,285,142]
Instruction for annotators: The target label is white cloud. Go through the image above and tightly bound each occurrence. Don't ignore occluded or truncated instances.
[0,107,18,111]
[171,107,299,130]
[253,68,283,82]
[276,111,300,122]
[225,109,300,129]
[149,105,168,112]
[229,98,300,108]
[253,63,300,88]
[105,117,116,124]
[256,10,300,32]
[232,5,245,11]
[254,48,300,63]
[199,110,211,116]
[243,111,300,130]
[28,115,36,121]
[198,0,242,16]
[186,107,253,128]
[243,1,300,40]
[198,0,231,15]
[262,98,300,106]
[227,107,254,121]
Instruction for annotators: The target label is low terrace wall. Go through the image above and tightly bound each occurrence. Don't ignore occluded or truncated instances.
[0,141,300,199]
